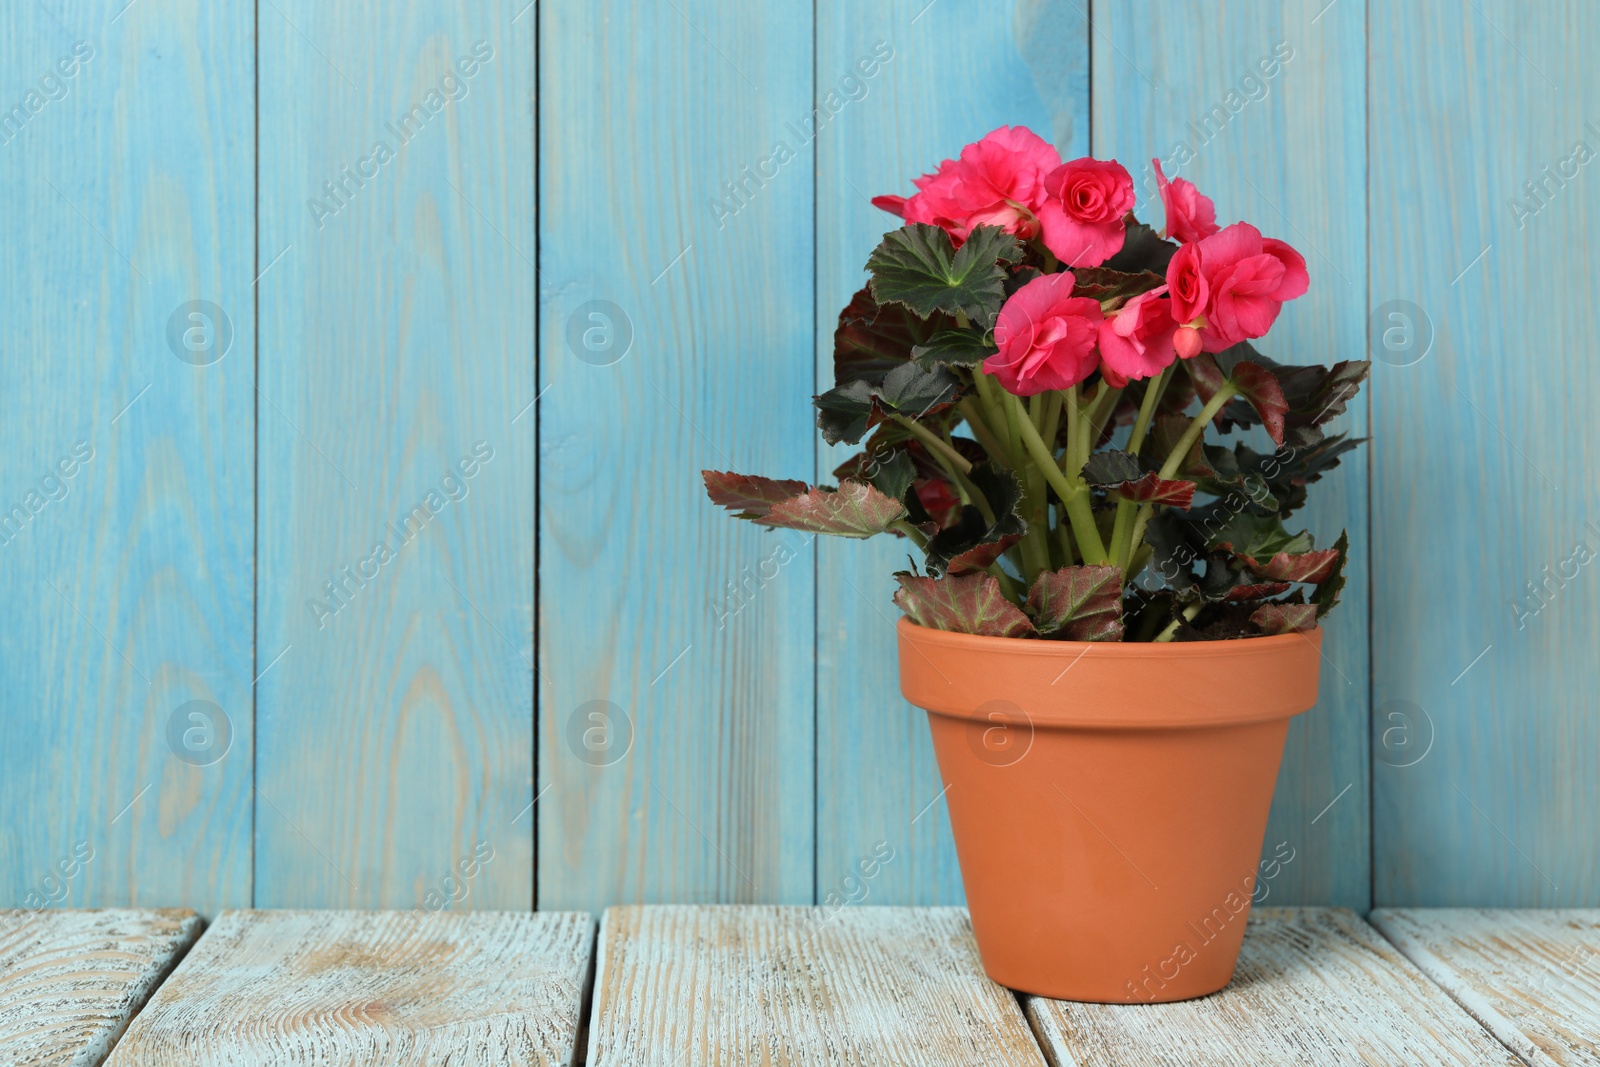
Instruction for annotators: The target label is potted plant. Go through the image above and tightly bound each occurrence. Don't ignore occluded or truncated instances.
[704,126,1367,1003]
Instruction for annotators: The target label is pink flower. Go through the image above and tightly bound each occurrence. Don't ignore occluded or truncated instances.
[983,272,1103,395]
[1097,289,1179,387]
[1166,242,1208,324]
[1152,158,1218,243]
[1038,157,1136,267]
[871,126,1062,243]
[1165,222,1309,352]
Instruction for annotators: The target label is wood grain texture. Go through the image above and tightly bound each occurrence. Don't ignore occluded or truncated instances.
[812,0,1087,907]
[1369,1,1600,906]
[0,909,200,1067]
[586,905,1046,1066]
[0,0,254,912]
[106,909,593,1066]
[1025,908,1517,1066]
[1372,909,1600,1066]
[255,2,535,907]
[537,0,814,909]
[1094,1,1370,908]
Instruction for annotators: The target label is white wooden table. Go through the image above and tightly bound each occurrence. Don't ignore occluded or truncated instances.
[0,909,200,1067]
[3,905,1597,1066]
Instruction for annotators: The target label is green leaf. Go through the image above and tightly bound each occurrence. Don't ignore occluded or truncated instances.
[814,379,878,446]
[1142,511,1201,592]
[1208,512,1314,559]
[893,572,1036,638]
[1081,450,1143,486]
[1102,219,1178,274]
[1081,449,1194,509]
[1147,416,1216,478]
[876,361,963,416]
[866,450,917,503]
[1248,352,1371,444]
[1234,547,1342,584]
[967,462,1024,520]
[912,328,997,369]
[1026,565,1125,641]
[922,464,1025,577]
[867,224,1022,320]
[813,362,963,448]
[764,481,907,538]
[1314,530,1350,618]
[1202,345,1370,454]
[1250,602,1318,635]
[1067,266,1165,307]
[702,470,810,519]
[833,285,949,389]
[1234,434,1361,517]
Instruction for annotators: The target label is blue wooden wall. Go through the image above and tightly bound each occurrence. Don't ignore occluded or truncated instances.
[1,0,1594,914]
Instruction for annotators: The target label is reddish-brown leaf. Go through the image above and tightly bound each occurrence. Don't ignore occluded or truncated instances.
[1236,547,1341,584]
[1110,472,1196,509]
[1225,581,1293,601]
[945,534,1022,576]
[893,573,1036,638]
[702,470,811,519]
[765,481,907,538]
[1186,353,1291,446]
[1250,602,1318,635]
[1231,361,1290,446]
[1026,565,1125,641]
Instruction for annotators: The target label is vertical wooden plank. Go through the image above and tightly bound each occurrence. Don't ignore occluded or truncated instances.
[538,1,814,907]
[813,0,1089,907]
[1370,2,1600,905]
[0,0,253,913]
[1095,1,1370,907]
[256,2,535,906]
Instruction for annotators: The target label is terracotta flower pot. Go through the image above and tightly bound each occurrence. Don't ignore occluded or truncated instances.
[897,617,1322,1003]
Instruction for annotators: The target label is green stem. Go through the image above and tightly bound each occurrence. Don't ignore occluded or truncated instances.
[892,519,929,551]
[1158,382,1238,481]
[1153,599,1204,643]
[890,415,995,525]
[1019,465,1052,581]
[1063,385,1082,478]
[1126,366,1172,458]
[1110,367,1174,569]
[958,397,1006,461]
[1056,505,1076,565]
[988,565,1022,603]
[1012,392,1109,564]
[892,415,972,475]
[1088,386,1123,450]
[1041,391,1064,454]
[1126,381,1240,558]
[973,372,1018,461]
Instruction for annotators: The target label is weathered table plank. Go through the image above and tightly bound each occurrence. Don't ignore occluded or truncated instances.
[1372,909,1600,1066]
[1024,908,1519,1066]
[0,909,201,1067]
[105,910,593,1067]
[586,906,1046,1066]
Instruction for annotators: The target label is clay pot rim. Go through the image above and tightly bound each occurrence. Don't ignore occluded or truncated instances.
[898,617,1323,729]
[897,616,1321,658]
